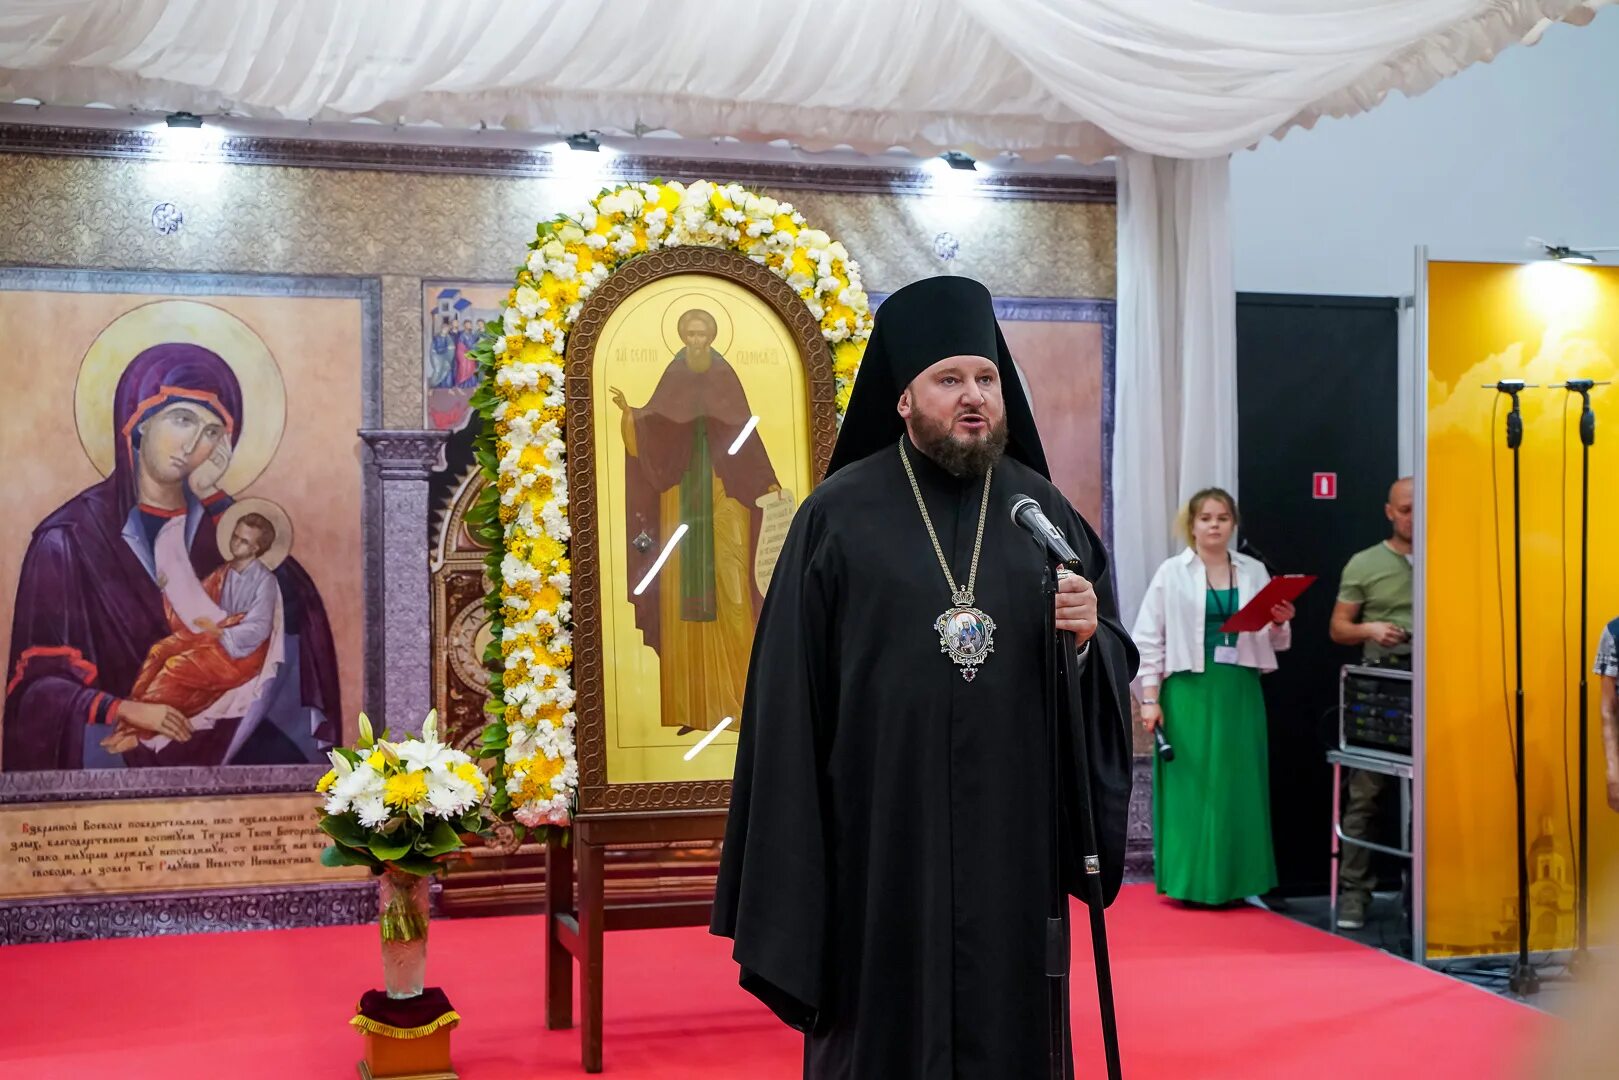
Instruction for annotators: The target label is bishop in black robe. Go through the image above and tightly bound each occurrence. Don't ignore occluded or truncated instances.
[712,275,1139,1079]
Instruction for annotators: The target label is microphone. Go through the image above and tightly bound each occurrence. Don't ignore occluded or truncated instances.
[1009,495,1081,569]
[1153,724,1175,762]
[1237,536,1278,576]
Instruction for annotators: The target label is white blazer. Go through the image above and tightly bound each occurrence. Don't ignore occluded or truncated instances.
[1132,548,1291,691]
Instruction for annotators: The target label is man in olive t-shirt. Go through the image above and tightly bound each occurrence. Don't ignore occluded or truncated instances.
[1328,477,1413,929]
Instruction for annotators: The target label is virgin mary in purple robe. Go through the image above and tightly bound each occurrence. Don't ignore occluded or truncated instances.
[2,343,341,771]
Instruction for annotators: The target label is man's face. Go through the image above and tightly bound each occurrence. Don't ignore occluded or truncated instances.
[898,355,1008,475]
[1387,479,1414,543]
[137,402,227,485]
[680,317,715,354]
[230,522,268,561]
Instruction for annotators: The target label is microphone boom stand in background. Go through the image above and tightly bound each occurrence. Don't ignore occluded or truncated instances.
[1489,379,1538,997]
[1560,378,1603,968]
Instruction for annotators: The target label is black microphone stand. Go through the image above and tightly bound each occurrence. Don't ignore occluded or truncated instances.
[1041,558,1122,1080]
[1560,379,1603,968]
[1489,379,1538,997]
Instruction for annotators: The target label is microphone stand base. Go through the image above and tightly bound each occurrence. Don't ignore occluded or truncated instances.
[1508,962,1541,997]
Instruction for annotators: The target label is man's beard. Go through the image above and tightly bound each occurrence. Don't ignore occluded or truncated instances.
[910,410,1009,478]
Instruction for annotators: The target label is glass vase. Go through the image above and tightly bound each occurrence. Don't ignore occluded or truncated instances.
[378,868,432,999]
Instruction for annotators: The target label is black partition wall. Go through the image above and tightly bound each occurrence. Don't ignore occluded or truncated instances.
[1235,293,1400,894]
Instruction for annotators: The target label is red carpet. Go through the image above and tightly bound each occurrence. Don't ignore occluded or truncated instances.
[0,885,1548,1079]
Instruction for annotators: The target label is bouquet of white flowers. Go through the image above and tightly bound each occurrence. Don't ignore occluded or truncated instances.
[315,709,490,878]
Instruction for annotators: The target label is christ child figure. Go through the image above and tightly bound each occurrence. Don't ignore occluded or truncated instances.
[102,510,284,753]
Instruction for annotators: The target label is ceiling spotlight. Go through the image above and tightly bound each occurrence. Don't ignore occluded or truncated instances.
[565,132,601,152]
[1549,245,1598,265]
[165,111,204,129]
[941,150,977,171]
[1529,236,1608,265]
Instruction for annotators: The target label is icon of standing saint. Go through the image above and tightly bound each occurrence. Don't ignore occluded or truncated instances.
[610,306,789,736]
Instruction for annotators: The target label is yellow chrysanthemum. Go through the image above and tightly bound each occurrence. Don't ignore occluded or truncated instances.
[506,391,541,413]
[538,276,566,306]
[825,303,859,329]
[383,771,428,809]
[518,341,559,366]
[453,761,486,796]
[512,753,566,804]
[316,768,338,793]
[532,534,564,566]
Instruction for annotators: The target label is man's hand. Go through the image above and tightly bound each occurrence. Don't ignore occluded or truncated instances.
[1055,571,1098,647]
[608,387,630,413]
[1607,773,1619,813]
[1362,621,1408,648]
[116,701,193,743]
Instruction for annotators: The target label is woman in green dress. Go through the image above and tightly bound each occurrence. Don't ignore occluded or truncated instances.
[1130,488,1295,906]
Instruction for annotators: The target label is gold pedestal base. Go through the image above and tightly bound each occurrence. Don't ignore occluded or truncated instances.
[356,1026,456,1080]
[357,1065,457,1080]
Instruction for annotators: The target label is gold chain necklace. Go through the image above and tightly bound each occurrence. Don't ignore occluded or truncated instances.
[899,438,997,681]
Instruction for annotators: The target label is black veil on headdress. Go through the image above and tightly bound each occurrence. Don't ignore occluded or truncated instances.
[826,275,1049,478]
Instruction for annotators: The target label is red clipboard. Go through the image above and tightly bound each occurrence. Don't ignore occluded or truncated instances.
[1218,574,1316,634]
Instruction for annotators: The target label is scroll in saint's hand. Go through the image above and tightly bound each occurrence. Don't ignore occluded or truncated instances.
[753,488,797,597]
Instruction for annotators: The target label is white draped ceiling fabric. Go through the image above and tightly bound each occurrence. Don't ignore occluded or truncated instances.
[0,0,1601,616]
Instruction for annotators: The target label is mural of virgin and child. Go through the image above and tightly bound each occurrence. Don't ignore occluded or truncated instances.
[2,343,341,771]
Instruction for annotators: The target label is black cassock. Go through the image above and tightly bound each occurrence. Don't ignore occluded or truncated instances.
[712,438,1139,1079]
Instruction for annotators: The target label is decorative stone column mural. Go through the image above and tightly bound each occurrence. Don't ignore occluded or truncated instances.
[360,430,450,736]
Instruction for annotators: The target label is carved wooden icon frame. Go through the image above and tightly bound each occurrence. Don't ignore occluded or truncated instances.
[566,246,837,814]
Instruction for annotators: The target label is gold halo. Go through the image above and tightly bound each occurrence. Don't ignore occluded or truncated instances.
[217,497,294,571]
[74,300,287,493]
[662,293,735,357]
